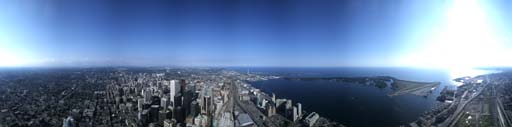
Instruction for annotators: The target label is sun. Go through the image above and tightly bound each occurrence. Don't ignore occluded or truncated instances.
[0,50,27,67]
[401,0,512,70]
[0,41,30,67]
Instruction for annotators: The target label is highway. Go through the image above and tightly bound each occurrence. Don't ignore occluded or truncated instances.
[447,83,485,127]
[494,83,511,127]
[446,81,511,127]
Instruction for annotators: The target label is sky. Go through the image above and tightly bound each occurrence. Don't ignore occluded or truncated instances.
[1,0,512,67]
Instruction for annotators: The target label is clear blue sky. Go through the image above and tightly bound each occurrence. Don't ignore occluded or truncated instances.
[1,0,511,67]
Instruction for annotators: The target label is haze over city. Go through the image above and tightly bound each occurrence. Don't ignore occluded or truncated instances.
[1,0,512,68]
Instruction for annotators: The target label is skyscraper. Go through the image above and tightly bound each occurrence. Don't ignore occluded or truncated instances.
[201,95,212,116]
[298,103,302,117]
[142,88,152,104]
[272,93,276,103]
[150,105,160,123]
[138,98,144,111]
[293,106,298,121]
[190,101,199,117]
[170,80,180,108]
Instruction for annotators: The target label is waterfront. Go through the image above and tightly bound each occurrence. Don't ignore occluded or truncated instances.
[234,67,495,127]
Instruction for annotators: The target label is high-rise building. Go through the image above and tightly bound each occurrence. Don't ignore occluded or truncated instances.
[141,109,150,126]
[142,88,152,104]
[286,100,292,110]
[272,93,276,104]
[163,119,175,127]
[190,101,199,117]
[293,106,298,121]
[200,115,210,127]
[161,97,168,109]
[173,94,183,108]
[194,115,204,126]
[261,99,268,108]
[179,79,187,94]
[298,103,302,117]
[159,110,167,125]
[266,102,276,117]
[62,116,75,127]
[201,95,212,115]
[151,96,161,106]
[170,80,180,107]
[182,89,194,117]
[166,109,173,120]
[150,105,160,123]
[173,106,184,123]
[138,98,144,111]
[305,112,319,127]
[256,93,262,105]
[285,100,293,118]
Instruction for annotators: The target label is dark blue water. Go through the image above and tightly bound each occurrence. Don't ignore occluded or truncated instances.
[228,67,490,127]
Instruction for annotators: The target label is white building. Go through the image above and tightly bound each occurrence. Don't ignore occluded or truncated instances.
[169,80,180,107]
[298,103,302,117]
[293,106,298,121]
[237,113,254,127]
[305,112,319,127]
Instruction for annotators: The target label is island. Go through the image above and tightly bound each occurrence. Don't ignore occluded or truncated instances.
[283,76,440,97]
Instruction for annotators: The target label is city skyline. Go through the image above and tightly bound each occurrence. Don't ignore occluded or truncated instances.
[1,0,512,68]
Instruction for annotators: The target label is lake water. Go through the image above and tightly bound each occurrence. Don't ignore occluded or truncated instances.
[229,67,495,127]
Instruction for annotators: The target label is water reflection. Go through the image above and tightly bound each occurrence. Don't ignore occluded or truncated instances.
[447,68,499,86]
